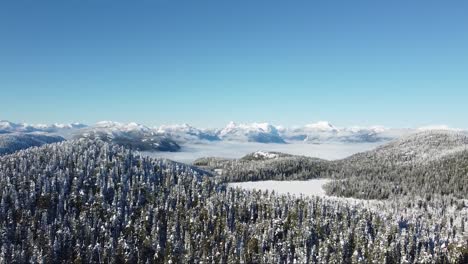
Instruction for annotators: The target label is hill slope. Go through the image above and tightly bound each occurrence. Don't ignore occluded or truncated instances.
[0,139,465,262]
[342,130,468,166]
[197,131,468,200]
[194,151,333,182]
[0,133,65,155]
[325,131,468,199]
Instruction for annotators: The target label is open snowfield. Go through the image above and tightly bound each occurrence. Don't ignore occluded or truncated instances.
[229,180,379,207]
[229,179,331,197]
[146,141,383,163]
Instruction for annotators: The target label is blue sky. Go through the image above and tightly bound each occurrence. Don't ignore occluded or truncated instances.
[1,0,467,128]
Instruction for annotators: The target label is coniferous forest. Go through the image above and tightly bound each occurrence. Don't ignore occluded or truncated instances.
[3,0,468,262]
[0,136,467,263]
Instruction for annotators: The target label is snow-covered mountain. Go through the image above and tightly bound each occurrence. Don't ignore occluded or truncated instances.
[0,120,24,133]
[2,119,465,154]
[77,121,154,138]
[124,120,410,145]
[217,122,286,143]
[0,133,65,155]
[280,121,413,143]
[74,121,181,152]
[156,124,220,143]
[92,121,152,133]
[0,120,86,135]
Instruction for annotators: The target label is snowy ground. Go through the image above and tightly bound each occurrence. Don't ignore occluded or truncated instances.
[228,179,378,207]
[228,179,331,197]
[146,141,383,163]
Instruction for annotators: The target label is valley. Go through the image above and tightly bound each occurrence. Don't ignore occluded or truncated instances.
[3,1,467,262]
[147,141,383,163]
[0,122,467,263]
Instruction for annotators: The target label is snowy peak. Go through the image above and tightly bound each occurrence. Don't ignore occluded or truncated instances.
[2,119,466,146]
[76,122,180,152]
[30,122,87,131]
[218,122,285,143]
[95,121,124,128]
[345,125,386,134]
[304,121,337,132]
[0,120,21,131]
[224,121,238,130]
[156,123,220,143]
[94,121,151,133]
[219,122,279,135]
[281,122,402,143]
[157,123,199,134]
[0,120,87,134]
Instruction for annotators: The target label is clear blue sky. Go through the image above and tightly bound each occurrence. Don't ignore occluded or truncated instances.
[1,0,467,128]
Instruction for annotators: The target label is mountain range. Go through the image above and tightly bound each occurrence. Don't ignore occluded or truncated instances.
[1,120,465,153]
[0,133,65,155]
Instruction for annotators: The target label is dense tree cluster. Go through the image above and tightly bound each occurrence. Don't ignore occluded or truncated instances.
[326,132,468,200]
[196,131,468,200]
[0,133,64,155]
[325,149,468,200]
[0,139,466,263]
[194,156,333,182]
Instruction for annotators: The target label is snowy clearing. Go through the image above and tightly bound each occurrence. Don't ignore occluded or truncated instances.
[146,141,383,163]
[228,179,378,207]
[228,179,331,197]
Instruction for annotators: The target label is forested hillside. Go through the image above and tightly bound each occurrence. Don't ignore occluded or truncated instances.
[1,139,466,263]
[196,131,468,200]
[327,131,468,199]
[194,154,333,182]
[0,133,65,155]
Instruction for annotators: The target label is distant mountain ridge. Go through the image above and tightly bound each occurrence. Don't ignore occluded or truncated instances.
[156,123,220,143]
[0,133,65,155]
[1,120,466,153]
[0,120,86,134]
[75,121,181,152]
[217,122,285,143]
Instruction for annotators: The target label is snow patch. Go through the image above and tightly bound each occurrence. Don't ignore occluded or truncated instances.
[228,179,331,197]
[252,151,280,159]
